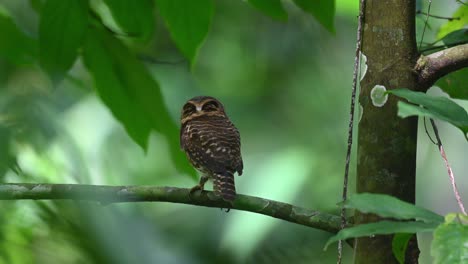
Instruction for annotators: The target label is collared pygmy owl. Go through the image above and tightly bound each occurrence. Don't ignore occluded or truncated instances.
[180,96,243,202]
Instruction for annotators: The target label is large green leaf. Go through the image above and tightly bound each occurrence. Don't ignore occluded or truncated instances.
[324,221,437,249]
[82,27,196,178]
[292,0,335,33]
[436,68,468,100]
[431,213,468,264]
[248,0,288,21]
[437,5,468,39]
[156,0,213,65]
[440,28,468,47]
[103,0,155,41]
[392,233,413,264]
[0,7,37,64]
[389,89,468,139]
[344,193,444,223]
[39,0,88,82]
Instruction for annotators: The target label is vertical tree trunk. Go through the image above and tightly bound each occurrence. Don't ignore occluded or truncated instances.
[356,0,419,263]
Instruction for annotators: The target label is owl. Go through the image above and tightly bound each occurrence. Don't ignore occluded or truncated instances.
[180,96,243,202]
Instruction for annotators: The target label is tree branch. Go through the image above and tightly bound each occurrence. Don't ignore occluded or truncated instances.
[416,43,468,90]
[0,183,341,234]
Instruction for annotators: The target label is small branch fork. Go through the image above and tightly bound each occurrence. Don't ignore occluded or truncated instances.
[0,183,342,233]
[429,120,467,215]
[416,10,460,21]
[415,43,468,91]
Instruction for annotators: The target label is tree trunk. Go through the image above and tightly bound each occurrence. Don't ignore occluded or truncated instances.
[356,0,419,263]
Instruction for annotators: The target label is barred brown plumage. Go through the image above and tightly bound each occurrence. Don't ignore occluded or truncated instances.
[180,96,243,203]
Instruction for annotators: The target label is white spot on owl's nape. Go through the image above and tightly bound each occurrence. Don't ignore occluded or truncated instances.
[370,85,388,107]
[216,147,222,151]
[196,105,202,111]
[205,149,211,154]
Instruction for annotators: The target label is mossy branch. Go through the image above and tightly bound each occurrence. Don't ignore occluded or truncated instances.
[416,43,468,90]
[0,183,341,234]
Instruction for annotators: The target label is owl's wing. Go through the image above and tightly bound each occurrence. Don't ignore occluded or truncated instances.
[200,122,243,175]
[180,123,188,150]
[182,118,243,175]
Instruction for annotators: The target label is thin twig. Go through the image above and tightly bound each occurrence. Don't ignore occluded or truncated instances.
[418,0,432,50]
[423,117,437,145]
[0,183,344,233]
[338,0,366,263]
[138,55,187,65]
[429,119,467,215]
[416,10,460,21]
[457,0,468,6]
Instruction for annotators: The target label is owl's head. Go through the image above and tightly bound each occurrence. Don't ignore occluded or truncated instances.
[181,96,226,124]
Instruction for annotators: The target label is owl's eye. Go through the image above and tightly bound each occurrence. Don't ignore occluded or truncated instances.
[202,101,219,112]
[182,103,196,116]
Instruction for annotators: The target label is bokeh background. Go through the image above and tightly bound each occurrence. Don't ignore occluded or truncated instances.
[0,0,466,263]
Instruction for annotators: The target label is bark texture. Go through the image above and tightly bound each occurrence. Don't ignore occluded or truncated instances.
[356,0,419,263]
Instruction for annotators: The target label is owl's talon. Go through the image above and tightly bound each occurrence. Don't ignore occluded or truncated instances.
[190,184,204,193]
[219,207,231,213]
[189,184,204,199]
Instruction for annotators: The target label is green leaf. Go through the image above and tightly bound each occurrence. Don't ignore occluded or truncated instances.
[440,29,468,46]
[437,5,468,39]
[39,0,88,82]
[248,0,288,21]
[156,0,213,65]
[436,68,468,100]
[103,0,154,41]
[83,26,196,178]
[392,233,413,264]
[0,7,37,64]
[344,193,444,223]
[389,89,468,139]
[292,0,335,33]
[0,125,17,179]
[431,213,468,264]
[325,221,437,249]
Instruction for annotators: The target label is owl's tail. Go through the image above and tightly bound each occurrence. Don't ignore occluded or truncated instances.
[213,172,236,202]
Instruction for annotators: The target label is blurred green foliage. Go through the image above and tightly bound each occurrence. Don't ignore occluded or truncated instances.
[431,213,468,264]
[0,0,466,263]
[437,4,468,39]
